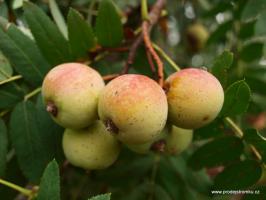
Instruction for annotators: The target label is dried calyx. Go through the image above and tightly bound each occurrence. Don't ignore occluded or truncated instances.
[46,101,58,117]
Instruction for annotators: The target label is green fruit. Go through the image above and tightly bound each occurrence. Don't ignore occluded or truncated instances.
[165,125,193,155]
[42,63,105,129]
[126,125,192,155]
[126,128,168,154]
[62,121,120,170]
[186,22,209,52]
[98,74,168,144]
[165,68,224,129]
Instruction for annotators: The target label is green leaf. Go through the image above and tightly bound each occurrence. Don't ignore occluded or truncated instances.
[168,156,213,194]
[0,51,13,81]
[239,19,257,39]
[88,193,111,200]
[244,129,266,163]
[37,160,60,200]
[207,20,233,44]
[241,0,266,21]
[0,83,24,109]
[93,59,122,77]
[255,11,266,36]
[126,182,149,200]
[214,160,262,190]
[220,80,251,117]
[0,1,8,19]
[203,2,233,18]
[0,157,26,198]
[245,67,266,95]
[0,24,50,85]
[49,0,68,39]
[0,119,8,177]
[95,0,123,47]
[211,50,233,86]
[10,101,60,183]
[95,154,153,187]
[36,95,64,162]
[67,8,96,59]
[157,157,185,200]
[154,184,172,200]
[188,136,244,170]
[24,2,71,66]
[130,47,154,77]
[240,42,264,62]
[0,16,8,30]
[194,119,224,140]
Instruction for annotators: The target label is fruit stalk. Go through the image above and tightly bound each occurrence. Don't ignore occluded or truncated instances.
[122,0,166,74]
[0,75,23,86]
[224,117,262,161]
[152,43,181,71]
[24,87,41,101]
[0,178,32,197]
[142,20,164,86]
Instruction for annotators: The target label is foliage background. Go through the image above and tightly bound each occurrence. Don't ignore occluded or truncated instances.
[0,0,266,199]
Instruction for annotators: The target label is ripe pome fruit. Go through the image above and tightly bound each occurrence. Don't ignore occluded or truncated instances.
[165,125,193,155]
[165,68,224,129]
[62,121,120,170]
[186,22,209,52]
[98,74,168,144]
[42,63,105,129]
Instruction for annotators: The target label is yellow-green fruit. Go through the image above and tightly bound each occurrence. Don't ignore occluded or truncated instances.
[165,68,224,129]
[42,63,105,129]
[62,121,120,170]
[98,74,168,144]
[165,125,193,155]
[186,23,209,52]
[126,128,168,154]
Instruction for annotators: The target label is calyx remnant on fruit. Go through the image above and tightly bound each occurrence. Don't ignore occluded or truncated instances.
[46,101,58,117]
[42,62,105,129]
[150,139,166,152]
[105,119,119,134]
[98,74,168,144]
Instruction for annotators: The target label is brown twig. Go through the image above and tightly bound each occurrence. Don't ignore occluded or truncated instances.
[121,0,166,74]
[142,20,164,86]
[145,48,157,78]
[102,74,120,81]
[122,36,143,74]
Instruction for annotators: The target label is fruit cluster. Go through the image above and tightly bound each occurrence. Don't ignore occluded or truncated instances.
[42,63,224,170]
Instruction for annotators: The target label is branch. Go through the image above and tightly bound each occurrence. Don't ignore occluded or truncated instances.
[145,48,157,78]
[142,20,164,86]
[121,0,166,74]
[102,74,120,81]
[152,43,181,71]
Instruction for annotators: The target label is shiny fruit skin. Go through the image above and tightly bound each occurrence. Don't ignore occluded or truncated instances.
[98,74,168,144]
[165,68,224,129]
[42,63,105,129]
[62,121,120,170]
